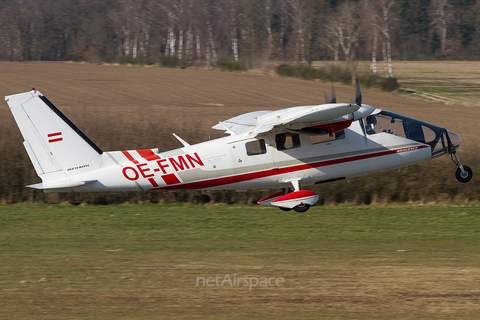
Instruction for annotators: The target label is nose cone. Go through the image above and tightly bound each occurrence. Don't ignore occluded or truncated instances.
[447,129,462,150]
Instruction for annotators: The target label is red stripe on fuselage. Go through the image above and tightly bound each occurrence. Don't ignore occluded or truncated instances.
[150,145,429,191]
[162,173,181,185]
[137,149,161,161]
[148,178,159,187]
[121,151,139,164]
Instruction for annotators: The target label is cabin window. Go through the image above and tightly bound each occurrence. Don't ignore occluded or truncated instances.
[246,139,267,156]
[276,133,301,150]
[309,130,345,144]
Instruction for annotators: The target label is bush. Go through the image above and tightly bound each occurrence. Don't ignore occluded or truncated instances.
[378,77,400,92]
[358,73,380,88]
[218,56,247,71]
[276,64,297,77]
[119,55,135,65]
[275,64,402,93]
[102,55,115,63]
[160,55,180,68]
[276,64,351,83]
[71,53,85,62]
[276,64,326,80]
[134,56,146,66]
[326,65,351,84]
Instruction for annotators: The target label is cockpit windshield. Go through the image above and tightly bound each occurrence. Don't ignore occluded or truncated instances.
[364,110,456,158]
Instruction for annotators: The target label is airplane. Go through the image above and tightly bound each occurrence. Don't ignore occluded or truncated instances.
[5,86,472,212]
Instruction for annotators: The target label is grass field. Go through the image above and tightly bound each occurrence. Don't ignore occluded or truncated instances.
[1,203,480,319]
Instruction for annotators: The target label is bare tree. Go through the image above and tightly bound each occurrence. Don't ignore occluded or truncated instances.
[278,0,289,61]
[0,4,21,61]
[363,0,379,74]
[364,0,395,77]
[377,0,395,77]
[135,0,154,59]
[156,0,182,57]
[200,0,217,63]
[283,0,307,64]
[110,0,136,57]
[259,0,273,60]
[321,15,340,64]
[323,1,360,79]
[216,0,240,61]
[430,0,454,58]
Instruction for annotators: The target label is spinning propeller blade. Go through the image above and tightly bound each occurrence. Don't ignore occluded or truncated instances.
[324,84,336,104]
[331,84,337,103]
[324,91,330,104]
[355,76,362,106]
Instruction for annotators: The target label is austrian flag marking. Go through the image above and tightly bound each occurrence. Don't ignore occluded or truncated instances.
[48,132,63,143]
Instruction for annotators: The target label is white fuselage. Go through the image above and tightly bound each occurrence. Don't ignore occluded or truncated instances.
[53,117,431,193]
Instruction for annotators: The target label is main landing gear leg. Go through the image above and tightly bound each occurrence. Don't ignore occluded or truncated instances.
[261,181,317,213]
[288,180,312,213]
[452,152,473,183]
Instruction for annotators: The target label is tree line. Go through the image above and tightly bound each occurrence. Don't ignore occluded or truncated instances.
[0,0,479,70]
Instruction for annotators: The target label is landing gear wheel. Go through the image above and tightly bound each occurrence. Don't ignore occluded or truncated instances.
[293,204,311,213]
[455,166,473,183]
[279,207,292,212]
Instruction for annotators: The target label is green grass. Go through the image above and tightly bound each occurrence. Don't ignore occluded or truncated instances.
[1,203,480,319]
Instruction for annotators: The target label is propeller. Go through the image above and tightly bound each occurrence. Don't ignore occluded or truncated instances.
[324,84,337,104]
[355,76,362,106]
[331,84,337,103]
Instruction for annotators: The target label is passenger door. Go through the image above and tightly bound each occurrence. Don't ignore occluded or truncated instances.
[228,138,275,189]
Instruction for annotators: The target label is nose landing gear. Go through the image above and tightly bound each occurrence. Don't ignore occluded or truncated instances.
[452,152,472,183]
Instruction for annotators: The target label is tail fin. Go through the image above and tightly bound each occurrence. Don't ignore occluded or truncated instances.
[5,89,102,184]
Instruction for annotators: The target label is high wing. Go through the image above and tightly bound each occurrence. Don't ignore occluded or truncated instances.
[212,103,375,136]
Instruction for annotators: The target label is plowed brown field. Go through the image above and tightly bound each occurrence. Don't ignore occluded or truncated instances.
[1,61,479,205]
[1,61,479,147]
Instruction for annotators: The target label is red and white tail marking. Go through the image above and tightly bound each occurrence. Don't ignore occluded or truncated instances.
[47,132,63,143]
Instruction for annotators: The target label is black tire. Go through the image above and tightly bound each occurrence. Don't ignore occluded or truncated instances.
[455,166,473,183]
[293,204,311,213]
[279,207,292,212]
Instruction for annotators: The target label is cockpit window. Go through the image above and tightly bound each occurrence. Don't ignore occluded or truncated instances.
[364,110,450,158]
[276,133,301,150]
[364,114,406,138]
